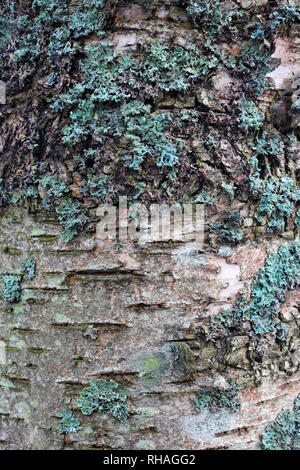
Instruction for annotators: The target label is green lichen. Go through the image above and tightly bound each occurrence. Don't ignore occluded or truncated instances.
[209,243,300,340]
[51,39,222,161]
[262,395,300,450]
[67,0,107,39]
[238,98,265,132]
[58,408,81,434]
[1,0,299,250]
[203,133,220,151]
[179,110,199,124]
[195,378,241,414]
[237,43,272,96]
[268,3,300,32]
[77,379,129,423]
[39,174,69,198]
[12,0,109,64]
[241,2,300,99]
[21,258,36,280]
[51,42,132,147]
[1,274,21,303]
[0,2,14,48]
[210,212,244,245]
[221,182,235,201]
[121,101,181,170]
[137,41,221,93]
[56,199,89,242]
[250,132,284,161]
[250,174,299,233]
[195,190,216,206]
[131,352,170,386]
[80,174,114,201]
[13,14,42,63]
[186,0,242,39]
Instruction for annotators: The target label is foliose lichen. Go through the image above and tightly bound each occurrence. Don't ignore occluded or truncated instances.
[1,274,22,304]
[58,408,81,435]
[77,379,129,423]
[195,378,241,414]
[262,395,300,450]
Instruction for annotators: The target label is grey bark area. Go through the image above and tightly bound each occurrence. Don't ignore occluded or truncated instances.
[0,0,299,450]
[0,207,299,450]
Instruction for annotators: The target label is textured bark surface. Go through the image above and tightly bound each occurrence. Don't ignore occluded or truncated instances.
[0,0,299,450]
[0,206,299,449]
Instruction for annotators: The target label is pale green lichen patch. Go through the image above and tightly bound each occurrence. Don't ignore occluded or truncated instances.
[0,376,15,389]
[130,352,170,386]
[1,274,21,303]
[135,407,160,420]
[58,408,81,434]
[14,401,31,423]
[12,305,24,315]
[21,258,36,280]
[208,243,300,341]
[77,379,129,423]
[8,333,26,350]
[55,313,72,324]
[262,395,300,450]
[195,379,241,414]
[0,399,10,415]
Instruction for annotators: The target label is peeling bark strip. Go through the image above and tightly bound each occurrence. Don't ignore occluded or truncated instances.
[0,0,299,450]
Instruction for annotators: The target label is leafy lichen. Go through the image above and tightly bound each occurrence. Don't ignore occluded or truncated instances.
[262,395,300,450]
[1,274,22,303]
[0,0,299,250]
[253,175,300,233]
[56,199,89,243]
[77,379,129,423]
[238,98,265,132]
[195,378,241,414]
[210,212,244,245]
[58,408,81,435]
[21,258,36,280]
[209,243,300,340]
[186,0,241,39]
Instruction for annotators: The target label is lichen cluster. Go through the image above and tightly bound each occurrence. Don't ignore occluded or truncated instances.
[58,408,81,435]
[1,258,36,304]
[209,243,300,341]
[1,274,22,304]
[59,379,129,435]
[0,0,299,448]
[262,394,300,450]
[195,378,241,414]
[0,1,298,241]
[77,379,129,423]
